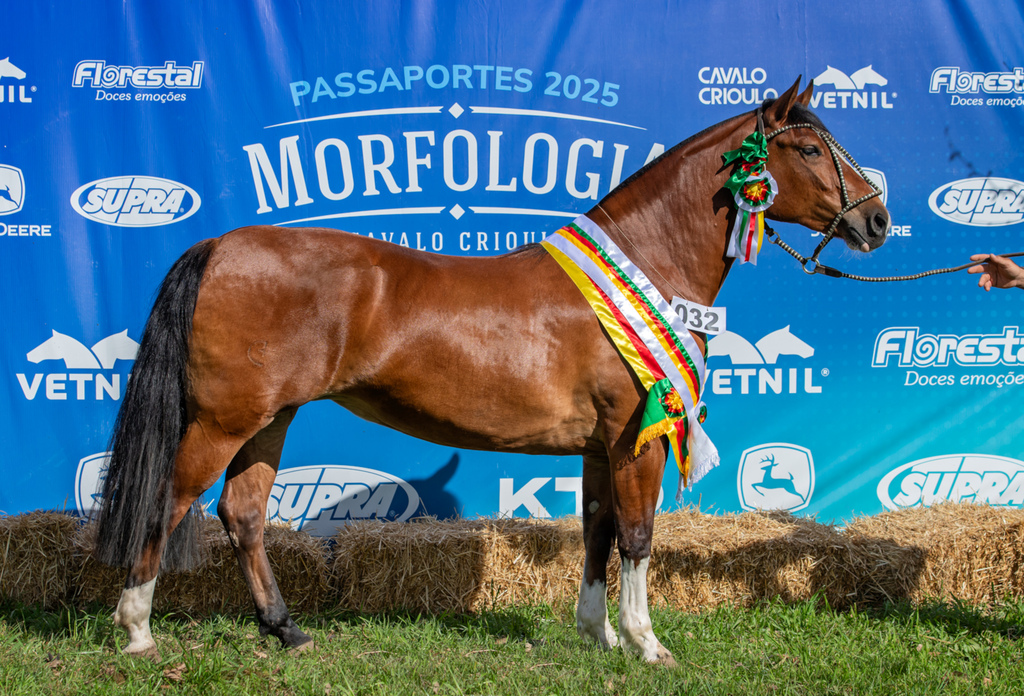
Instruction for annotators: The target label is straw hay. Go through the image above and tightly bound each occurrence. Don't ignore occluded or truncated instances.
[74,516,330,616]
[0,512,81,608]
[846,502,1024,605]
[2,504,1024,616]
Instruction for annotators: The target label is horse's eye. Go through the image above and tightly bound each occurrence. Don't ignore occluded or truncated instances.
[801,145,821,157]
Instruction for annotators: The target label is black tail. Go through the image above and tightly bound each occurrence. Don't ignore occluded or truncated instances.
[94,239,216,572]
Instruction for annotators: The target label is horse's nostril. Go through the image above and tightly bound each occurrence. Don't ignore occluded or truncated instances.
[870,212,889,237]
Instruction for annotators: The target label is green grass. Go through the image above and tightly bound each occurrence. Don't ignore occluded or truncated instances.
[1,597,1023,695]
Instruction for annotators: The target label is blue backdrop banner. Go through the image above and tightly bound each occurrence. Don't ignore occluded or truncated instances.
[2,1,1023,532]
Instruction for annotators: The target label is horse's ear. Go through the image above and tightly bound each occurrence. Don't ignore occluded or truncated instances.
[764,76,803,127]
[797,80,813,106]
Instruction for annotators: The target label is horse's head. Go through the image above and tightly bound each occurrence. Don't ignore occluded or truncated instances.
[760,78,890,253]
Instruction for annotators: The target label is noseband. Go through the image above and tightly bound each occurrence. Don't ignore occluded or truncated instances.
[756,105,882,274]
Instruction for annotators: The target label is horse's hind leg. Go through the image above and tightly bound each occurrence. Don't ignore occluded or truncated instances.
[609,437,676,667]
[217,407,312,650]
[576,453,618,649]
[113,419,247,656]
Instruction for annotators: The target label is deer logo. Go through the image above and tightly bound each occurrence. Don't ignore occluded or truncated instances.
[737,443,815,512]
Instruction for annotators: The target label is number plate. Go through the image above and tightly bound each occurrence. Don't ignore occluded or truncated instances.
[670,297,726,335]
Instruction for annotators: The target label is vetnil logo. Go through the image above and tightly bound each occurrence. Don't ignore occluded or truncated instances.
[71,176,201,227]
[15,329,138,401]
[808,65,895,109]
[707,326,825,395]
[0,57,35,104]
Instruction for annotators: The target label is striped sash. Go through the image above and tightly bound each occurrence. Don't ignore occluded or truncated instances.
[542,215,719,492]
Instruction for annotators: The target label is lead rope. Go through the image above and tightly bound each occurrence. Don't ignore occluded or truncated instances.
[763,226,1024,282]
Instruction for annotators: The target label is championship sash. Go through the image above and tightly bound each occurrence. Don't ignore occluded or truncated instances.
[542,215,720,494]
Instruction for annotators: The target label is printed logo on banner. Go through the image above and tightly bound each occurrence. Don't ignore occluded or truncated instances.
[697,66,778,106]
[878,454,1024,510]
[239,62,665,245]
[871,326,1024,388]
[72,60,204,104]
[15,329,138,401]
[0,164,25,214]
[809,65,895,110]
[707,326,826,395]
[0,57,35,104]
[0,164,55,239]
[70,176,201,227]
[498,476,664,517]
[76,452,110,516]
[929,66,1024,107]
[266,465,420,535]
[927,177,1024,227]
[737,443,814,512]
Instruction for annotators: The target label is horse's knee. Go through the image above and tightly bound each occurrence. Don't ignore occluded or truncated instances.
[217,496,265,548]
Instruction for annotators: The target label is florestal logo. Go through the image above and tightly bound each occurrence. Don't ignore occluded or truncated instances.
[697,66,778,106]
[878,454,1024,510]
[76,452,110,516]
[72,60,203,104]
[72,60,204,89]
[873,327,1024,368]
[708,326,825,395]
[809,65,895,109]
[71,176,201,227]
[930,67,1024,95]
[0,57,35,104]
[737,443,815,512]
[928,178,1024,227]
[15,329,138,401]
[267,465,420,535]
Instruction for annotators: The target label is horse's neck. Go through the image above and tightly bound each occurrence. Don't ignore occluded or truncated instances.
[590,113,754,307]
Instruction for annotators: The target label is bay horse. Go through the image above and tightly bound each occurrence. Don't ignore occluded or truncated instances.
[95,79,889,665]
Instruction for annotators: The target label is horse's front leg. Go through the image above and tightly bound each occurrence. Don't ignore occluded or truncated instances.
[576,453,618,649]
[608,435,677,667]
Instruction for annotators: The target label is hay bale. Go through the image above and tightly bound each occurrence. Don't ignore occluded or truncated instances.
[846,502,1024,604]
[330,519,491,613]
[74,517,330,616]
[0,512,81,608]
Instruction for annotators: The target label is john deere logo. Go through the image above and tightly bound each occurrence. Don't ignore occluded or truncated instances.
[737,443,815,512]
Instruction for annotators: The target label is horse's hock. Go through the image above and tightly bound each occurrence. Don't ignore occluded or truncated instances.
[2,503,1024,615]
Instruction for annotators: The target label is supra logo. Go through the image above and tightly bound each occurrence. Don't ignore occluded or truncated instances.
[15,329,138,401]
[76,452,110,516]
[809,65,895,109]
[72,60,204,89]
[0,164,25,214]
[737,443,814,512]
[878,454,1024,510]
[928,177,1024,227]
[267,465,420,535]
[71,176,201,227]
[0,57,34,103]
[707,326,824,395]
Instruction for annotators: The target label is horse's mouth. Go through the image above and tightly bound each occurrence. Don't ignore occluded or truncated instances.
[840,213,889,253]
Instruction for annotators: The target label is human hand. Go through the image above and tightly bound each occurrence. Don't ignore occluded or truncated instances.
[968,254,1024,291]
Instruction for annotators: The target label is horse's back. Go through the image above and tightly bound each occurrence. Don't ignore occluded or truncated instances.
[188,225,624,453]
